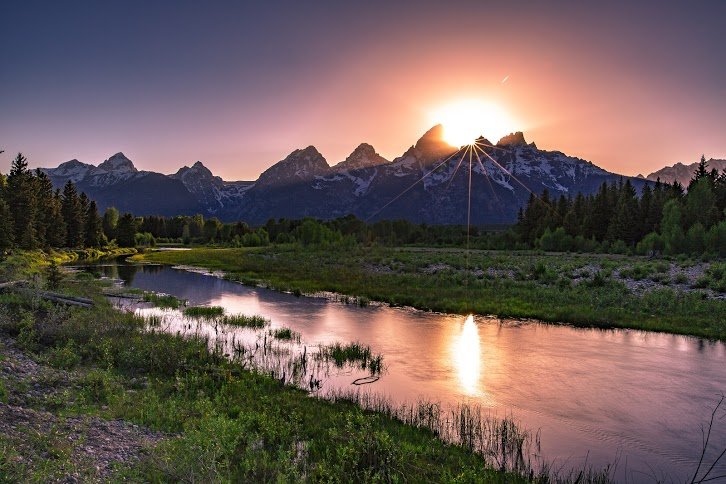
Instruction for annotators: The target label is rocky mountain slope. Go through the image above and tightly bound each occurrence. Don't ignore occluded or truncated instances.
[41,127,651,224]
[644,158,726,187]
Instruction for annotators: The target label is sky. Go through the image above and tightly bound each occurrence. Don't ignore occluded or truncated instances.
[1,0,725,180]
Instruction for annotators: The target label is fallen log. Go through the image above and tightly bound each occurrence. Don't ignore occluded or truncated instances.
[102,292,143,300]
[0,281,24,289]
[35,291,94,308]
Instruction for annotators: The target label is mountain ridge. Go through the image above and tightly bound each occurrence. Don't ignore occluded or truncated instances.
[645,158,726,187]
[41,128,653,223]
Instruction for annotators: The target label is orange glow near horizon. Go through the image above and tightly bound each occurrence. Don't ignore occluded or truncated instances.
[431,100,519,147]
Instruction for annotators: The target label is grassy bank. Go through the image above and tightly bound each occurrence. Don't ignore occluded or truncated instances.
[133,246,726,339]
[1,252,591,482]
[0,248,137,282]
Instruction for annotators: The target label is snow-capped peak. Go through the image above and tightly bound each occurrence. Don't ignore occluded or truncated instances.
[98,152,137,173]
[333,143,389,172]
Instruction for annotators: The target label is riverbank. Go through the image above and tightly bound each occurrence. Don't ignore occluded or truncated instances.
[0,248,138,282]
[133,246,726,340]
[0,252,550,482]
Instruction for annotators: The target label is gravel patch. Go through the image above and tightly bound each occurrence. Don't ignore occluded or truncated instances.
[0,335,165,480]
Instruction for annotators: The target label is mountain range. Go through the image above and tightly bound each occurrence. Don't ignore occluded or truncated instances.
[641,158,726,187]
[42,126,655,225]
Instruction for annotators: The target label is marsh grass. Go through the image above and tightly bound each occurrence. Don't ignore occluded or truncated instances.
[270,327,300,342]
[142,292,184,309]
[221,314,268,328]
[183,306,224,318]
[137,247,726,339]
[319,342,384,374]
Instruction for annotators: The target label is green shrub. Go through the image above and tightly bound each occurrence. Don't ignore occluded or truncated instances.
[673,273,688,284]
[79,370,119,405]
[47,340,81,369]
[315,411,403,482]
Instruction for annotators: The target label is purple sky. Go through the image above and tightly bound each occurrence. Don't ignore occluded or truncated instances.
[1,0,724,180]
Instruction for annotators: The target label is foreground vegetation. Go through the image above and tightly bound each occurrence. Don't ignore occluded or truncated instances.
[1,252,616,482]
[135,246,726,340]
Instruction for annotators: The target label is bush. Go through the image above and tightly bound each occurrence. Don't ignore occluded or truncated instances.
[47,340,81,369]
[316,411,403,482]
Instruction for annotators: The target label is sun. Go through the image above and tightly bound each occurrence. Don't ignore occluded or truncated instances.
[432,100,517,147]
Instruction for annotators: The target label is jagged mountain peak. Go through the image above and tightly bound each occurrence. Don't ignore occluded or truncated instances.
[496,132,528,147]
[290,145,325,160]
[255,145,329,189]
[646,158,726,186]
[400,125,458,165]
[175,161,214,179]
[98,152,137,173]
[334,143,389,171]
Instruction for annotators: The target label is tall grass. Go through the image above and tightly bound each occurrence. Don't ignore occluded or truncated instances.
[137,247,726,339]
[183,306,224,318]
[221,314,268,328]
[142,292,184,309]
[318,342,384,374]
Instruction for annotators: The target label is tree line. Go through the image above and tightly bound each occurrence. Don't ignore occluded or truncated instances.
[515,156,726,256]
[0,153,103,250]
[3,151,724,256]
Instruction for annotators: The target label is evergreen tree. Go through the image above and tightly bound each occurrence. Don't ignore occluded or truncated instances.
[690,155,710,188]
[46,189,67,247]
[78,192,90,245]
[6,153,37,249]
[0,198,14,250]
[607,180,639,244]
[33,170,56,248]
[84,201,103,247]
[586,182,613,241]
[684,177,718,229]
[115,213,138,247]
[638,184,654,238]
[61,180,83,247]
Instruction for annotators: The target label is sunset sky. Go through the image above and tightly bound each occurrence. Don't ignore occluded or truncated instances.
[1,0,724,180]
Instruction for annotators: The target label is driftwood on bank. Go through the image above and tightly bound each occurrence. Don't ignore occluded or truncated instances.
[0,281,24,289]
[102,291,143,300]
[35,291,94,308]
[0,282,94,308]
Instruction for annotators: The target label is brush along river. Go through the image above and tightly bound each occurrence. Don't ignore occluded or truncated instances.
[82,260,726,482]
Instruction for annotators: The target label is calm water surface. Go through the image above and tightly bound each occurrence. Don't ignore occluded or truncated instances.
[90,262,726,482]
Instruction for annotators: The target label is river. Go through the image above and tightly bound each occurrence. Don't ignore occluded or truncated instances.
[84,260,726,482]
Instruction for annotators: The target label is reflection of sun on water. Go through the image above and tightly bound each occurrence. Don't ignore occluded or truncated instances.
[454,314,481,396]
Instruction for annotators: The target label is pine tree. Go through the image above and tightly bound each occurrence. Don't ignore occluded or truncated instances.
[690,155,710,188]
[684,177,717,230]
[638,184,653,238]
[45,189,67,247]
[33,169,56,248]
[0,198,14,250]
[607,180,639,244]
[115,213,138,247]
[6,153,38,249]
[61,180,83,247]
[84,200,103,247]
